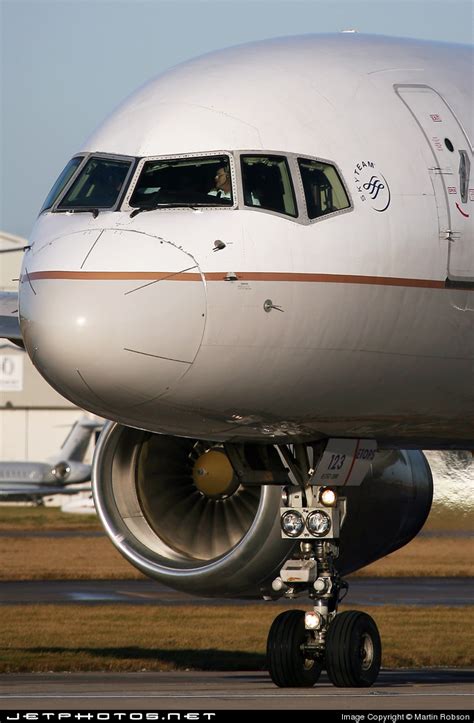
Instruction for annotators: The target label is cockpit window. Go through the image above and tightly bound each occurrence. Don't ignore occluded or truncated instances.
[129,155,233,208]
[298,158,350,219]
[241,155,297,217]
[57,156,133,210]
[40,156,84,213]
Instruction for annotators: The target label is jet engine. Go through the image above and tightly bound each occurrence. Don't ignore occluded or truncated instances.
[92,422,433,597]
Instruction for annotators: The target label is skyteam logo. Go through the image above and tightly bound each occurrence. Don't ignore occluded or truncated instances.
[353,160,391,212]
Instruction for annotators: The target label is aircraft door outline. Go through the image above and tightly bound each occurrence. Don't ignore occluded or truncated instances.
[395,84,474,284]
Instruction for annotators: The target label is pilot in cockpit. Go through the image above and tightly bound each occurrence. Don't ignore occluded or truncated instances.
[207,165,232,200]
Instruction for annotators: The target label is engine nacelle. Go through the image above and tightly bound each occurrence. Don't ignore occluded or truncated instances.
[336,449,433,575]
[92,423,432,597]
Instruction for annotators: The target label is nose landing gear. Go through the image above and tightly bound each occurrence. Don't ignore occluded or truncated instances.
[267,480,382,688]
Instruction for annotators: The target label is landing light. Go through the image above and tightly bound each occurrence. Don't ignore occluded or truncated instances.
[280,510,305,537]
[307,510,331,537]
[319,487,338,507]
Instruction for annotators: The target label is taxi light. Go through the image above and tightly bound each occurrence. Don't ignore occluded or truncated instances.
[281,510,305,537]
[305,611,322,630]
[320,487,338,507]
[307,510,331,537]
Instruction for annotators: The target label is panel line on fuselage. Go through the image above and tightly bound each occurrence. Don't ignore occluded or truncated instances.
[124,347,192,365]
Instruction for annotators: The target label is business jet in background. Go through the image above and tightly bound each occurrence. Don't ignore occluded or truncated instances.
[0,416,102,502]
[0,33,472,688]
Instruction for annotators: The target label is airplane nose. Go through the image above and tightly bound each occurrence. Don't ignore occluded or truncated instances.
[19,229,206,411]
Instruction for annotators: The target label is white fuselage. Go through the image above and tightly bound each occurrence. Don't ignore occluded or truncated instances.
[19,34,474,447]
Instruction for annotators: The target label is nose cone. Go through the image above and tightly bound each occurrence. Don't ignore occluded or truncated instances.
[20,229,206,413]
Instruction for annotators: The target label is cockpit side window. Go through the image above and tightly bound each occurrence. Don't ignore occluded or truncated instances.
[298,158,350,220]
[129,155,233,208]
[241,155,297,217]
[40,156,84,213]
[57,156,133,210]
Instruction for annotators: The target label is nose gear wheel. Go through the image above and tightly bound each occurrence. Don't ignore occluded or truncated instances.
[267,610,323,688]
[325,610,382,687]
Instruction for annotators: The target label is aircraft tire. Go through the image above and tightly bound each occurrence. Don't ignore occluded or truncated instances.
[325,610,381,687]
[267,610,322,687]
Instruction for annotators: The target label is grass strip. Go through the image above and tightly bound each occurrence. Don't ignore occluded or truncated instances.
[0,536,142,580]
[0,604,472,673]
[0,534,472,580]
[356,536,474,577]
[0,506,100,531]
[0,502,472,533]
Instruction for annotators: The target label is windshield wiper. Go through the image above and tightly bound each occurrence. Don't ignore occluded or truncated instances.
[130,206,156,218]
[61,208,100,218]
[130,203,198,218]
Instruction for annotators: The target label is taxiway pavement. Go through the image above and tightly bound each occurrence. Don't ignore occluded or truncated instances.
[1,577,472,606]
[1,669,473,710]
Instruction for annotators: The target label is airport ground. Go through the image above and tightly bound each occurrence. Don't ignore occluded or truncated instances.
[1,602,473,673]
[0,504,472,580]
[0,503,472,712]
[2,669,473,711]
[0,502,472,678]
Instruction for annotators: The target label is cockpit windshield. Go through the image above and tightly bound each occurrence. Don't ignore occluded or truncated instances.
[129,155,233,209]
[241,155,297,217]
[40,156,84,213]
[298,158,350,219]
[57,156,133,210]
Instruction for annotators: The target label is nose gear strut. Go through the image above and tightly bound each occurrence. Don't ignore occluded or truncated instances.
[266,443,382,688]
